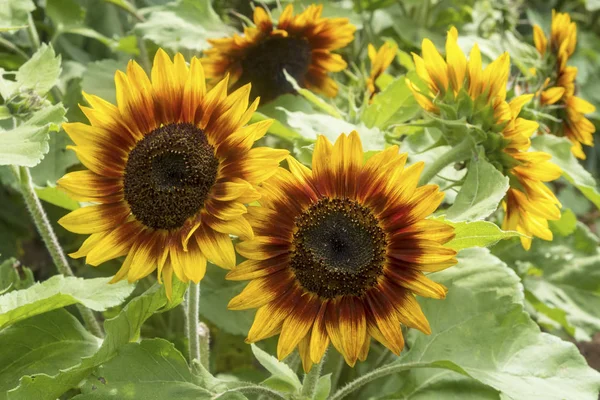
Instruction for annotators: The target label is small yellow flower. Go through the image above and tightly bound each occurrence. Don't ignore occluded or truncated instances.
[58,50,287,297]
[228,132,456,372]
[533,11,595,159]
[408,28,562,249]
[366,42,398,99]
[201,5,356,103]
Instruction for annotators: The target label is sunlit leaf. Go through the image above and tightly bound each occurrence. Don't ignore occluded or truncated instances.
[0,275,135,329]
[446,156,508,221]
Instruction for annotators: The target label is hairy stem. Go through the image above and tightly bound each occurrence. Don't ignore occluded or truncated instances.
[186,282,201,362]
[301,351,327,399]
[12,166,103,337]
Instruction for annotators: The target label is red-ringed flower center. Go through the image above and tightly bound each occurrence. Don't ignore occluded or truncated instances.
[238,36,312,103]
[123,123,219,230]
[290,198,387,298]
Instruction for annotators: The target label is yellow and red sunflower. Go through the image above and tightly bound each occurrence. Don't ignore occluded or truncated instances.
[57,50,287,297]
[533,11,596,159]
[407,28,562,249]
[201,4,356,103]
[366,41,398,100]
[227,132,457,371]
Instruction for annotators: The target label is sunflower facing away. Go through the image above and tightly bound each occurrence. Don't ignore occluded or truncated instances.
[227,132,457,371]
[407,28,562,249]
[533,11,596,159]
[57,50,287,297]
[366,42,398,100]
[201,4,356,103]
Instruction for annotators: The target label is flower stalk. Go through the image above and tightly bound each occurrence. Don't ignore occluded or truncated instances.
[301,351,327,399]
[11,165,104,337]
[418,138,474,185]
[186,281,202,363]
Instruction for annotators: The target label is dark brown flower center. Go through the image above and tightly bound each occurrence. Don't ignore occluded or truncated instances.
[290,198,387,298]
[123,123,219,230]
[237,36,312,103]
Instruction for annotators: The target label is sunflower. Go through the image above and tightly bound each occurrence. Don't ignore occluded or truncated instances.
[201,4,356,103]
[407,28,562,249]
[57,49,287,297]
[366,42,398,100]
[533,11,596,159]
[227,132,457,371]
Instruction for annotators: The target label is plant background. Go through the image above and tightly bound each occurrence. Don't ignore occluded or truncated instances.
[2,0,600,399]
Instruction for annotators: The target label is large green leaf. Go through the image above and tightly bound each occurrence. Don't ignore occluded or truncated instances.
[81,59,127,105]
[280,109,386,151]
[199,265,253,336]
[397,248,600,400]
[434,217,522,251]
[73,339,213,399]
[385,370,500,399]
[0,0,35,31]
[9,280,187,400]
[495,222,600,341]
[0,103,66,167]
[0,310,99,399]
[445,156,509,221]
[531,135,600,209]
[135,0,234,53]
[361,74,419,129]
[0,275,135,329]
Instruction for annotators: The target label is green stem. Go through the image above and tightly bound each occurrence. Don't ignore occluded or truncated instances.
[418,138,474,185]
[328,362,432,400]
[12,166,104,337]
[216,385,287,400]
[26,14,40,51]
[330,352,345,391]
[198,321,210,370]
[301,351,327,399]
[186,282,201,362]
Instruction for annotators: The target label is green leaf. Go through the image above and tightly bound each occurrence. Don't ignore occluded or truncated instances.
[35,185,79,210]
[362,74,419,129]
[251,344,302,391]
[72,339,212,399]
[495,222,600,341]
[9,280,187,400]
[0,310,99,399]
[81,59,127,105]
[0,0,35,31]
[314,373,332,400]
[531,135,600,210]
[0,103,66,167]
[30,128,78,186]
[0,275,135,329]
[433,217,523,251]
[15,44,62,96]
[549,208,577,237]
[398,248,600,399]
[135,0,234,53]
[0,258,34,294]
[199,265,253,336]
[446,156,508,221]
[280,110,386,151]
